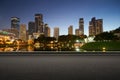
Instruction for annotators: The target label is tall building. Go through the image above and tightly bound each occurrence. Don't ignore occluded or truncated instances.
[35,14,44,33]
[11,17,20,31]
[79,18,84,35]
[44,24,50,37]
[28,21,35,35]
[89,17,103,36]
[75,29,80,36]
[68,25,73,35]
[54,27,59,40]
[19,24,27,41]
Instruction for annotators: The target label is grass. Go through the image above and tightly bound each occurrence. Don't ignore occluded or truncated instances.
[81,41,120,51]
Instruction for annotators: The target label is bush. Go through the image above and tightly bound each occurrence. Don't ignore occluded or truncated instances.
[81,41,120,51]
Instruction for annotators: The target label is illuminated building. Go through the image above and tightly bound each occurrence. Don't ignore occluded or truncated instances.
[44,24,50,37]
[19,24,27,41]
[68,25,73,35]
[33,33,40,39]
[0,30,16,44]
[2,28,19,39]
[28,35,34,45]
[11,17,20,31]
[89,17,103,36]
[35,14,44,33]
[75,29,80,36]
[28,21,35,35]
[79,18,84,35]
[54,27,59,40]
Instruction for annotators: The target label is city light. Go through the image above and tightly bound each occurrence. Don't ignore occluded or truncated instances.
[76,40,79,43]
[75,48,80,52]
[102,47,106,52]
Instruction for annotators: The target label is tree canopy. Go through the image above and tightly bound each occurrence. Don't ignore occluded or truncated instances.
[94,32,118,41]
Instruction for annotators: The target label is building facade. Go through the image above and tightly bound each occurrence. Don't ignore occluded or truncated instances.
[19,24,27,41]
[11,17,20,31]
[75,29,80,36]
[28,21,35,35]
[79,18,84,35]
[68,25,73,35]
[89,17,103,36]
[44,24,50,37]
[2,28,19,39]
[54,27,59,40]
[35,14,44,33]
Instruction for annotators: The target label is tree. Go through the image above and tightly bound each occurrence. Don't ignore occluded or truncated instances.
[94,32,118,41]
[113,27,120,33]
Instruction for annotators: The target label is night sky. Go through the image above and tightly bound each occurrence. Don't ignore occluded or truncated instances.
[0,0,120,36]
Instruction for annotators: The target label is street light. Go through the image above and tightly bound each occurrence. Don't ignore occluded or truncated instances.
[76,40,79,43]
[102,47,106,52]
[75,48,80,52]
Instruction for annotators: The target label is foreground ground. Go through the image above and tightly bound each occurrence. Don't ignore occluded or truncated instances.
[0,53,120,80]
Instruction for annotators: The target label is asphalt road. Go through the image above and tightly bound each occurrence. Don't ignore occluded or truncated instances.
[0,53,120,80]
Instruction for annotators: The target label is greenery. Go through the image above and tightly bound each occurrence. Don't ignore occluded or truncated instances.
[81,41,120,51]
[94,32,118,41]
[34,35,56,43]
[112,27,120,33]
[94,27,120,41]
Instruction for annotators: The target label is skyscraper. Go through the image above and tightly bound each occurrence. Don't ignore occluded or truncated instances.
[44,24,50,37]
[35,14,44,33]
[11,17,20,38]
[19,24,27,41]
[79,18,84,35]
[68,25,73,35]
[89,17,103,36]
[54,27,59,40]
[75,29,80,36]
[28,21,35,35]
[11,17,20,31]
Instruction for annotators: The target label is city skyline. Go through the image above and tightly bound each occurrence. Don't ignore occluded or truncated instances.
[0,0,120,36]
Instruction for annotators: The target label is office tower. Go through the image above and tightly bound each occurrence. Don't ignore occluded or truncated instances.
[28,21,35,35]
[54,27,59,40]
[79,18,84,35]
[89,17,103,36]
[68,25,73,35]
[44,24,50,37]
[11,17,20,31]
[19,24,27,41]
[35,14,44,33]
[75,29,80,36]
[96,19,103,34]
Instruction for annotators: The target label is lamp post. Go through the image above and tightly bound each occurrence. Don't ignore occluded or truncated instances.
[102,47,106,52]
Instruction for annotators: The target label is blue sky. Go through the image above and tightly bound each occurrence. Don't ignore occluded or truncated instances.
[0,0,120,36]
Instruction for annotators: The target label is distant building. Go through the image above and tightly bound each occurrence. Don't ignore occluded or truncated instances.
[84,36,95,43]
[79,18,84,35]
[28,21,35,35]
[44,24,50,37]
[11,17,20,31]
[35,14,44,33]
[114,33,120,38]
[0,30,16,41]
[2,28,19,39]
[89,17,103,36]
[68,25,73,35]
[33,33,40,39]
[75,29,80,36]
[54,27,59,40]
[19,24,27,41]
